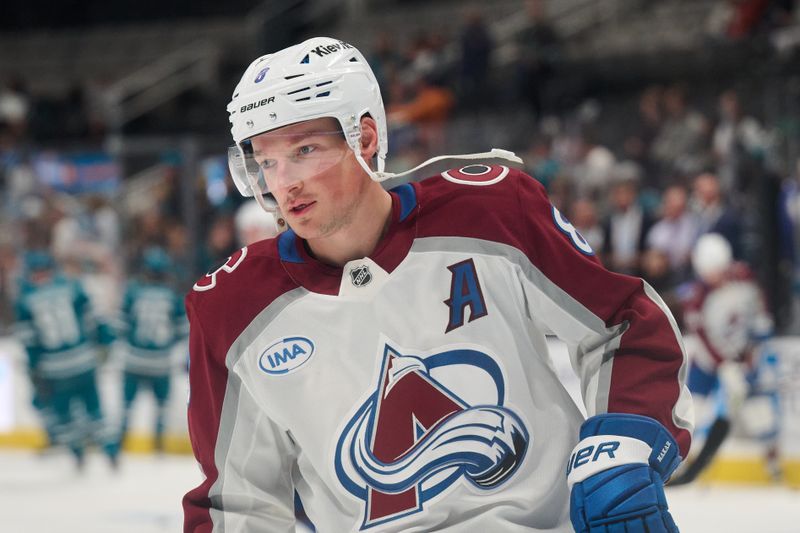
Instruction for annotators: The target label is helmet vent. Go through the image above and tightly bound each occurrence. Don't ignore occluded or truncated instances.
[316,91,330,98]
[287,86,310,95]
[300,55,310,64]
[285,74,305,80]
[295,96,311,102]
[316,81,333,87]
[349,57,359,62]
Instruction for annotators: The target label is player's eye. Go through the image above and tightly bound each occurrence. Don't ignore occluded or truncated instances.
[297,145,316,157]
[259,159,277,170]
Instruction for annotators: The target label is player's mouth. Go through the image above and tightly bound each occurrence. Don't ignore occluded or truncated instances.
[289,201,316,215]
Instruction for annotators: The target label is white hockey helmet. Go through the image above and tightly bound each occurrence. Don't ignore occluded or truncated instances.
[227,37,388,197]
[692,233,733,281]
[227,36,524,223]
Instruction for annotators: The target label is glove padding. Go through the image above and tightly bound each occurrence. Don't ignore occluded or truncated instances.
[570,463,677,533]
[568,413,682,533]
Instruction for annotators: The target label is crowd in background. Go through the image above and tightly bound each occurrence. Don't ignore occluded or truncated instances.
[0,0,799,336]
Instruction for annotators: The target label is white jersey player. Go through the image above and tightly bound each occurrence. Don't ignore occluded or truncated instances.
[183,37,693,533]
[673,233,779,483]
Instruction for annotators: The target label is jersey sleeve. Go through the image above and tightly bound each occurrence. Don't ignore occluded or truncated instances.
[183,297,297,533]
[511,172,693,457]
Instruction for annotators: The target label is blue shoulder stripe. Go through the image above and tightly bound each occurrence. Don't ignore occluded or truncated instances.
[391,182,417,222]
[278,229,304,263]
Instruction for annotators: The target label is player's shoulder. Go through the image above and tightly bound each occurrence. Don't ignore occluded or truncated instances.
[186,237,292,315]
[416,164,546,213]
[408,163,553,247]
[419,163,541,194]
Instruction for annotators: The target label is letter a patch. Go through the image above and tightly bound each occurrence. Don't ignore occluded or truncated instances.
[444,259,488,333]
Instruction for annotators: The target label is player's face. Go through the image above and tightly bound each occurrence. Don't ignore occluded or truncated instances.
[249,117,371,240]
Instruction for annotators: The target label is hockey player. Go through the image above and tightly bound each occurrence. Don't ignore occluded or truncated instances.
[183,37,693,532]
[116,246,187,452]
[672,233,779,484]
[13,250,118,469]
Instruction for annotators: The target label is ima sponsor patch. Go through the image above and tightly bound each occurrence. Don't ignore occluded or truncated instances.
[258,335,315,376]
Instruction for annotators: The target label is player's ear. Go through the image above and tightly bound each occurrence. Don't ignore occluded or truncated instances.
[359,116,379,161]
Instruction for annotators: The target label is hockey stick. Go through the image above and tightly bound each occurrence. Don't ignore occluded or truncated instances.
[668,417,730,486]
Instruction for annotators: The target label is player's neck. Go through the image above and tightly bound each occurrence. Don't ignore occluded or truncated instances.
[306,185,393,267]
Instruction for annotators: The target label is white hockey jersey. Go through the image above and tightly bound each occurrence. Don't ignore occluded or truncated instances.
[681,263,773,372]
[184,165,693,532]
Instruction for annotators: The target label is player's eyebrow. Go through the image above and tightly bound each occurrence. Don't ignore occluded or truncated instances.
[252,130,342,155]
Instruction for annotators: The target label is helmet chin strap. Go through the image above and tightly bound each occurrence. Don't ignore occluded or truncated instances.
[248,173,289,234]
[354,148,523,183]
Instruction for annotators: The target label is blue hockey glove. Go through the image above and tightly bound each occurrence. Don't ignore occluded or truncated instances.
[567,413,682,533]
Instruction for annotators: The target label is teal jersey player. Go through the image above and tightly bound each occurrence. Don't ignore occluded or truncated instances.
[119,280,187,373]
[13,252,118,469]
[117,248,187,452]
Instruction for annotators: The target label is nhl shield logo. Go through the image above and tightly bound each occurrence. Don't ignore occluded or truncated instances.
[349,265,372,287]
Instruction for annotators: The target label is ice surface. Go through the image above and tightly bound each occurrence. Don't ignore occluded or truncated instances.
[0,449,796,532]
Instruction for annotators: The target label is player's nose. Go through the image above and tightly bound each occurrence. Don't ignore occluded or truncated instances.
[269,159,300,192]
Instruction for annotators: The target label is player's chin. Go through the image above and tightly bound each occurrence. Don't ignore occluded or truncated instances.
[286,217,319,239]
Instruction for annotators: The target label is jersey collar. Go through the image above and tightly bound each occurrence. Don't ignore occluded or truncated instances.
[277,182,419,295]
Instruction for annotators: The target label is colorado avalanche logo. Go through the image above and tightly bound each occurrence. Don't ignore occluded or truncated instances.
[335,343,530,529]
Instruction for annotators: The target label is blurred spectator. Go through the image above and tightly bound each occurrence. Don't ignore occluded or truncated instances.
[0,232,16,327]
[781,157,800,325]
[569,198,604,253]
[706,0,741,41]
[525,137,561,191]
[651,84,710,183]
[646,185,701,284]
[199,215,237,272]
[602,167,654,276]
[712,89,768,194]
[234,200,281,247]
[706,0,772,41]
[61,85,91,139]
[0,121,36,210]
[727,0,772,40]
[127,209,168,265]
[51,194,119,278]
[623,86,663,187]
[164,220,192,290]
[0,80,30,136]
[387,75,455,153]
[514,0,561,118]
[406,32,451,85]
[458,7,494,110]
[691,172,743,258]
[368,33,403,107]
[641,248,675,294]
[548,177,578,221]
[570,133,616,200]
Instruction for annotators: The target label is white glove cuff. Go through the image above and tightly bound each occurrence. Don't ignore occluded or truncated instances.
[566,435,652,490]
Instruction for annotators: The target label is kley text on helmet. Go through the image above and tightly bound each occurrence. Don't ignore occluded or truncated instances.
[310,40,353,58]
